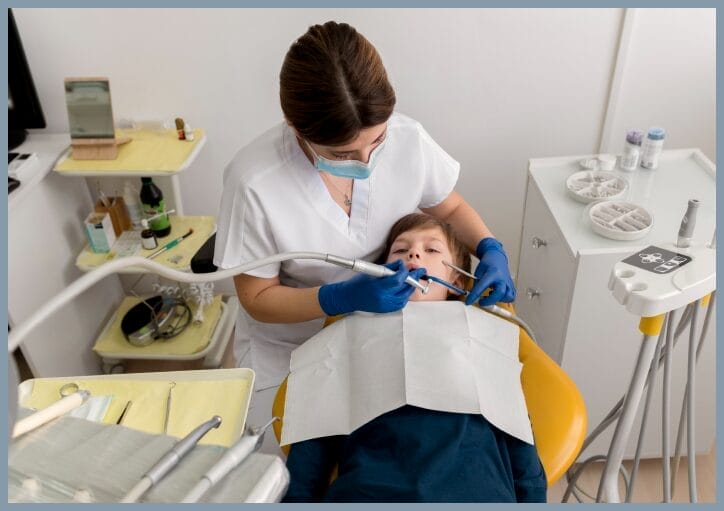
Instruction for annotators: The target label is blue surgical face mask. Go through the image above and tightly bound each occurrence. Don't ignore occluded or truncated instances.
[305,138,387,180]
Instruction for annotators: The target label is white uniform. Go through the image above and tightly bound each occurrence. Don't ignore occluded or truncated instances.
[214,112,459,392]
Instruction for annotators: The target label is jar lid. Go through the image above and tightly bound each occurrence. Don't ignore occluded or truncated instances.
[626,129,644,145]
[647,127,666,140]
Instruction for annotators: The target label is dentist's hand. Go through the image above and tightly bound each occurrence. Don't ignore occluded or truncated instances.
[466,238,517,307]
[318,259,427,316]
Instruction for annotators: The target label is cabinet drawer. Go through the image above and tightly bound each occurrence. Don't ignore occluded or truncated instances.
[516,178,576,363]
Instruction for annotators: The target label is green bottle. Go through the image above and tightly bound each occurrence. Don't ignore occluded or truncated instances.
[140,177,171,237]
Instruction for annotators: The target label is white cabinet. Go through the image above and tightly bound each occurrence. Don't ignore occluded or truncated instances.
[8,135,125,377]
[515,149,716,458]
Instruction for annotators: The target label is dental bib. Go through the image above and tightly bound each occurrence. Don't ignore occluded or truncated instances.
[282,301,533,446]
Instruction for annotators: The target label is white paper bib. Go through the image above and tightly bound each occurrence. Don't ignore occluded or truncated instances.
[281,301,534,446]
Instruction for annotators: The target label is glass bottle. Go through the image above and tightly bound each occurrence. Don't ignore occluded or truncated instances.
[139,177,171,237]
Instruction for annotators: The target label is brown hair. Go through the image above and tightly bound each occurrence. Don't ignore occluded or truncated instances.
[379,213,472,293]
[280,21,396,146]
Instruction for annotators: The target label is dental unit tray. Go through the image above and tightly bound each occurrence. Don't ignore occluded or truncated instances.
[566,170,628,203]
[588,200,653,241]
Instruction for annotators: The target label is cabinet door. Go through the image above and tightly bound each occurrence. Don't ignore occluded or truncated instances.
[515,178,576,363]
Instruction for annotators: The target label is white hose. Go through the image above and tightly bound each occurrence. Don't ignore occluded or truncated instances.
[7,252,328,353]
[120,477,152,504]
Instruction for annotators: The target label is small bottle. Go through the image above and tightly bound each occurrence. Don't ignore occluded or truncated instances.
[123,180,144,229]
[183,122,194,141]
[619,129,644,171]
[640,127,666,170]
[141,229,158,249]
[139,177,172,237]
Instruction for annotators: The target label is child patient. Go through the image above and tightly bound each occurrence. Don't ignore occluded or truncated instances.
[282,213,546,503]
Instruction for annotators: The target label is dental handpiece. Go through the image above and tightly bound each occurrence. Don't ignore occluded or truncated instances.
[325,254,429,294]
[677,199,700,248]
[120,415,222,503]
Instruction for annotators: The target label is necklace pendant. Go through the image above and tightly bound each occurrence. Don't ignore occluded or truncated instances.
[344,197,352,206]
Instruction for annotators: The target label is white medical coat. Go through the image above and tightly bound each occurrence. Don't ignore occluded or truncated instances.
[214,112,460,389]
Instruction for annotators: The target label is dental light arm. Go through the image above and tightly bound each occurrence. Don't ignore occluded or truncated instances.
[7,252,428,353]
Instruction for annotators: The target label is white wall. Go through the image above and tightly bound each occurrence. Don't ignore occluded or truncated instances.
[15,7,715,274]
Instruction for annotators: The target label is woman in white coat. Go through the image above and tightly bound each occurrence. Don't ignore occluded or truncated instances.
[214,21,516,454]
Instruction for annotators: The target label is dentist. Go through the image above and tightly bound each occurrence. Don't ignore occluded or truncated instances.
[214,21,515,453]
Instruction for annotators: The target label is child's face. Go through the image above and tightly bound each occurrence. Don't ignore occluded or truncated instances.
[386,226,463,301]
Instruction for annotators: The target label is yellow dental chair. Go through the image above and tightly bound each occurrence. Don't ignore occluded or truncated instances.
[272,303,587,487]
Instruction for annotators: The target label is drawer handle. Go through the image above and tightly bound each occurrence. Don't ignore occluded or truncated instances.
[526,288,541,300]
[531,237,548,248]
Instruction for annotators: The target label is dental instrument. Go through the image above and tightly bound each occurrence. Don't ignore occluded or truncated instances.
[120,415,222,503]
[676,199,700,248]
[163,382,176,434]
[181,417,278,503]
[147,228,194,260]
[116,401,132,425]
[324,254,429,293]
[12,390,90,438]
[442,259,477,280]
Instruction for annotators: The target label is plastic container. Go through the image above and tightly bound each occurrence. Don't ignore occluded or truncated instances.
[123,181,144,229]
[140,177,171,237]
[640,127,665,170]
[566,171,628,203]
[619,129,644,171]
[588,200,653,241]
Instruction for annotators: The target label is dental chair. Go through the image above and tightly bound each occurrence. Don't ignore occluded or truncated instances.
[271,302,588,487]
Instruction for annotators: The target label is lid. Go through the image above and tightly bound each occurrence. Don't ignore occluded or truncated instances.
[588,200,653,241]
[625,129,644,145]
[646,127,666,141]
[141,177,152,183]
[566,170,628,203]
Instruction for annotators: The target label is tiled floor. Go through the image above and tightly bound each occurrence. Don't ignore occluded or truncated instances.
[547,444,716,503]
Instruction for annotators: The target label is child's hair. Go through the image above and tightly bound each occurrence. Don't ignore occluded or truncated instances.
[379,213,472,292]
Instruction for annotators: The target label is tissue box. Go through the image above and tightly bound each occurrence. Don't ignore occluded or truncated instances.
[84,212,117,253]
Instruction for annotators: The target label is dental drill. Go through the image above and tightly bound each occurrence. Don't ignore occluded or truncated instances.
[120,415,222,503]
[324,254,429,293]
[676,199,700,248]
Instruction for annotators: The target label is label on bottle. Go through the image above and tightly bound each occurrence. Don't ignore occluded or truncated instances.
[142,198,171,231]
[620,144,640,171]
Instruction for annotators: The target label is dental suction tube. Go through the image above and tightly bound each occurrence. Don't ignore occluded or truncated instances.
[677,199,700,248]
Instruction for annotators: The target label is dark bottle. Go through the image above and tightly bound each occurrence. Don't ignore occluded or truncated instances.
[139,177,171,237]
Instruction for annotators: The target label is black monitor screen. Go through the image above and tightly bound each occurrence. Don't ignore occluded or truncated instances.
[8,9,46,149]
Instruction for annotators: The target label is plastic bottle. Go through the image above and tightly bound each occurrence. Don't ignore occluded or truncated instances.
[139,177,171,237]
[123,181,144,229]
[619,129,644,171]
[640,127,665,170]
[183,122,194,141]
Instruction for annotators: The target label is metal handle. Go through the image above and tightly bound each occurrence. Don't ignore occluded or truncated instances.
[526,288,541,300]
[531,237,547,248]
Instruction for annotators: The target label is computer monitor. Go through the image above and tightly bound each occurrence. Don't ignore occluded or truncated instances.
[8,9,46,150]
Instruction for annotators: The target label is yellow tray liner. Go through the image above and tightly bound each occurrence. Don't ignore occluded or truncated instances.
[23,377,250,447]
[55,128,205,173]
[76,215,215,271]
[92,294,222,357]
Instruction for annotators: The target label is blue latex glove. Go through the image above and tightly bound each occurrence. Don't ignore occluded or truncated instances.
[318,259,427,316]
[466,238,517,306]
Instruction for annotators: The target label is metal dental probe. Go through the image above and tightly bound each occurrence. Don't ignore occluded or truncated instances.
[163,382,176,435]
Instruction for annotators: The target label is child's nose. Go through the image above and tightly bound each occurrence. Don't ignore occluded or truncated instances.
[407,251,421,259]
